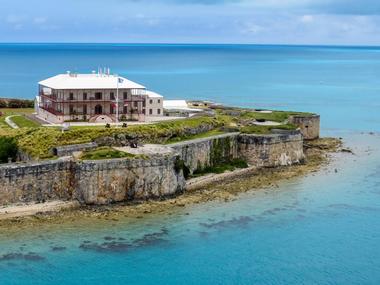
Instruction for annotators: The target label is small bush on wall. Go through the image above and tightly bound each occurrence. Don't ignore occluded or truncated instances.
[0,137,18,163]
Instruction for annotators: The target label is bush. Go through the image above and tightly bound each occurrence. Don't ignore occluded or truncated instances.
[6,99,34,109]
[105,123,111,128]
[80,147,135,160]
[0,137,18,163]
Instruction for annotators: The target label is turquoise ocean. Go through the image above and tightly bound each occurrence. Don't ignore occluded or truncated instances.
[0,44,380,284]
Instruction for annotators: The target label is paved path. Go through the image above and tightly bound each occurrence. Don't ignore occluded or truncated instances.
[5,115,19,129]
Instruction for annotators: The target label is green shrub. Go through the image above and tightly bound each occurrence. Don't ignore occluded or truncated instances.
[80,147,135,160]
[0,137,18,163]
[192,158,248,177]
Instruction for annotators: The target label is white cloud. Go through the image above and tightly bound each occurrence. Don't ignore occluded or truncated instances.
[300,15,314,23]
[241,22,264,34]
[33,17,47,24]
[5,14,25,24]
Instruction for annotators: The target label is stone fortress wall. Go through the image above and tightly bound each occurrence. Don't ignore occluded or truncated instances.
[289,114,320,140]
[0,117,319,206]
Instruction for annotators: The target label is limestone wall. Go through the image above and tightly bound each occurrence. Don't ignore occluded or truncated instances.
[289,114,320,140]
[238,132,304,167]
[0,154,185,205]
[0,130,305,206]
[0,158,74,205]
[75,155,185,205]
[170,133,239,174]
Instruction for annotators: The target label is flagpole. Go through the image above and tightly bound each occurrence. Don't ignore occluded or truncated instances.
[116,76,119,126]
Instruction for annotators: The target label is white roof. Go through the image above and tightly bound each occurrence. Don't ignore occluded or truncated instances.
[39,73,146,90]
[146,90,163,98]
[163,100,202,112]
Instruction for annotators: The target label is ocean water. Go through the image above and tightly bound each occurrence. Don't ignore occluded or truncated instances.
[0,44,380,284]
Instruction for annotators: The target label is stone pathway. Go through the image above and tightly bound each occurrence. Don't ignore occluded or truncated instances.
[5,115,19,129]
[0,201,80,220]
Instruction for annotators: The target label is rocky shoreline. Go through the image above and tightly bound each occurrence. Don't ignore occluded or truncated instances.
[0,137,342,229]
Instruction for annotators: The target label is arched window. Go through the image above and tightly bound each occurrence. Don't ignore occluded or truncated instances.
[95,104,103,115]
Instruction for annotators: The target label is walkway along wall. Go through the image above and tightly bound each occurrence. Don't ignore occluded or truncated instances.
[0,130,305,206]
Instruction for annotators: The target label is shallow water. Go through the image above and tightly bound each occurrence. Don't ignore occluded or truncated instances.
[0,45,380,284]
[0,132,379,285]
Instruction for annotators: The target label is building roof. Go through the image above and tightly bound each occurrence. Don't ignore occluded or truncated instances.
[39,73,146,90]
[163,100,203,112]
[146,90,163,98]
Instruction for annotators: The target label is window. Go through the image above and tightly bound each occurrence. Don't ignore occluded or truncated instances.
[123,106,128,114]
[149,99,153,104]
[149,109,153,115]
[69,93,74,100]
[123,92,128,100]
[95,92,102,100]
[158,99,161,104]
[69,105,74,115]
[142,109,145,114]
[95,104,103,115]
[110,104,115,114]
[157,108,161,115]
[143,100,146,107]
[83,93,87,100]
[83,105,87,115]
[110,92,115,100]
[134,101,138,107]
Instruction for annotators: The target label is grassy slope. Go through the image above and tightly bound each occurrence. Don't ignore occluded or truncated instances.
[11,115,40,128]
[0,108,36,129]
[165,129,226,144]
[0,109,313,160]
[80,147,136,160]
[16,116,227,159]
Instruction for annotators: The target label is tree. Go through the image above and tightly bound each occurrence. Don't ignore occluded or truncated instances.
[0,137,18,163]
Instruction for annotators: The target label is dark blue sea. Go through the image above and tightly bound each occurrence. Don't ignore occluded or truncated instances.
[0,44,380,285]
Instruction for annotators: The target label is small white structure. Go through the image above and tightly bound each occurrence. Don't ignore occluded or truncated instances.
[163,100,202,112]
[36,71,164,124]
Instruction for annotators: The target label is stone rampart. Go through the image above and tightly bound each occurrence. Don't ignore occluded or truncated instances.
[0,154,185,205]
[170,133,239,174]
[289,114,320,140]
[0,130,305,206]
[75,155,185,204]
[238,132,304,167]
[0,158,74,205]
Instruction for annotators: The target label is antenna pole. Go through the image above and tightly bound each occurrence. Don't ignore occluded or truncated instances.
[116,76,119,126]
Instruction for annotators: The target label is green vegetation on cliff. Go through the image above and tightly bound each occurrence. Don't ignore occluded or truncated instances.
[240,124,297,134]
[80,147,136,160]
[238,110,311,122]
[0,137,18,163]
[14,116,226,159]
[192,158,249,177]
[0,106,309,160]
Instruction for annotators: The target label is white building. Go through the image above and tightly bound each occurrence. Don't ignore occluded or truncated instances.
[36,72,164,123]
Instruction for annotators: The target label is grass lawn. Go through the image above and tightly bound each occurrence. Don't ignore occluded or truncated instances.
[0,108,37,129]
[80,147,136,160]
[165,129,227,144]
[240,123,297,134]
[11,115,40,128]
[222,109,313,123]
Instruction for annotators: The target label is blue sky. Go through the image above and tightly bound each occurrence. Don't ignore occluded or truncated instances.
[0,0,380,45]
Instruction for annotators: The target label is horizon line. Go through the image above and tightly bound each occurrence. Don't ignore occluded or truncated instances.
[0,42,380,48]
